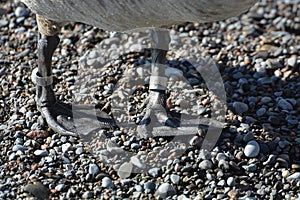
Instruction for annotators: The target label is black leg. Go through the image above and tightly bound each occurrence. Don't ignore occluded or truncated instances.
[137,29,179,138]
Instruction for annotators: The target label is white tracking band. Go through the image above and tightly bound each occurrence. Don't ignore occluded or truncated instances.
[31,68,53,86]
[149,76,168,90]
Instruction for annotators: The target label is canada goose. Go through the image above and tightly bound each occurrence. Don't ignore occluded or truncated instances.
[21,0,258,137]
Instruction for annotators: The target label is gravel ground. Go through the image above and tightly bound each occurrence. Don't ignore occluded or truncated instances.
[1,0,300,199]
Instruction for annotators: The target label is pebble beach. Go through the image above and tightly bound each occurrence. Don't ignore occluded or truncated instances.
[0,0,300,199]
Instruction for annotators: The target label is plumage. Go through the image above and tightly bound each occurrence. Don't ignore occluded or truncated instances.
[22,0,257,31]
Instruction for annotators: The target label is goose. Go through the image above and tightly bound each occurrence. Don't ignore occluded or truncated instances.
[21,0,258,138]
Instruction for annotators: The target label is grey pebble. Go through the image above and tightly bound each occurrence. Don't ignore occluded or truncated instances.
[144,181,156,192]
[55,184,65,192]
[135,185,143,192]
[170,174,180,185]
[256,107,266,117]
[106,140,123,154]
[0,19,8,27]
[227,177,235,187]
[148,167,161,178]
[88,163,100,176]
[34,150,48,156]
[24,182,50,200]
[0,125,7,131]
[75,147,84,155]
[243,131,254,142]
[12,144,25,152]
[233,102,249,115]
[244,140,260,158]
[155,183,176,199]
[15,7,30,17]
[277,98,293,110]
[287,172,300,181]
[102,177,114,188]
[242,164,257,172]
[261,96,272,104]
[198,160,213,170]
[82,191,93,199]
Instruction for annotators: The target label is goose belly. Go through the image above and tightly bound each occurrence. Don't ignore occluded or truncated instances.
[22,0,257,31]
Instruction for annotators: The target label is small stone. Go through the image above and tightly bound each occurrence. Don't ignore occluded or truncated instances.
[292,164,300,172]
[170,174,180,185]
[135,185,143,192]
[82,191,93,199]
[217,180,226,186]
[268,116,280,125]
[148,167,161,178]
[244,140,260,158]
[9,153,16,161]
[62,143,72,153]
[0,124,7,131]
[131,143,140,149]
[117,162,133,179]
[0,19,8,27]
[34,150,48,156]
[287,172,300,181]
[198,160,213,170]
[256,107,266,117]
[278,98,293,110]
[26,130,49,139]
[144,181,156,192]
[155,183,176,198]
[242,164,257,172]
[233,102,249,115]
[15,7,30,17]
[228,189,238,199]
[55,184,65,192]
[102,177,114,188]
[24,182,50,200]
[227,177,235,187]
[88,163,100,176]
[75,147,84,155]
[243,132,254,142]
[261,96,272,104]
[12,144,25,152]
[287,56,297,67]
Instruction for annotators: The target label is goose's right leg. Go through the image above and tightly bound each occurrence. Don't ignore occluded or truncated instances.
[32,15,78,136]
[33,16,113,137]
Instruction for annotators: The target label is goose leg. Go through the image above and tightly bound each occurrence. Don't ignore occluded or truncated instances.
[137,30,179,138]
[34,28,78,136]
[33,16,113,137]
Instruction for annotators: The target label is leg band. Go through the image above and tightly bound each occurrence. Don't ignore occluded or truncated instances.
[149,76,167,90]
[31,68,53,86]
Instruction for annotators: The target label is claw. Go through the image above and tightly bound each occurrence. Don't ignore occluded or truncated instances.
[40,106,78,137]
[38,102,115,138]
[136,90,180,138]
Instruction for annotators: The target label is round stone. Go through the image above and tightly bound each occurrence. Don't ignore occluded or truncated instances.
[170,174,180,185]
[244,140,260,158]
[101,177,113,188]
[88,163,100,176]
[198,160,213,170]
[233,102,249,115]
[155,183,176,198]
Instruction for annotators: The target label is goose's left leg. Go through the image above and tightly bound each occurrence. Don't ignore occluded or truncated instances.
[138,30,179,138]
